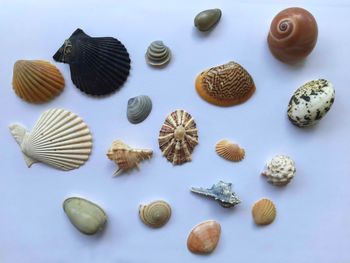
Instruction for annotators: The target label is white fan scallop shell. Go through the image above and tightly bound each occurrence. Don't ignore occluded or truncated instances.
[9,108,93,171]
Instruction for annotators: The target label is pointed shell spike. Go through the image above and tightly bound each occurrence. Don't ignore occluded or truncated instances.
[139,200,171,228]
[215,139,245,162]
[252,198,276,225]
[106,140,153,175]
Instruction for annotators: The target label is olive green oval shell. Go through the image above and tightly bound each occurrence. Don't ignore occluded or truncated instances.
[63,197,107,235]
[139,200,171,228]
[194,8,222,32]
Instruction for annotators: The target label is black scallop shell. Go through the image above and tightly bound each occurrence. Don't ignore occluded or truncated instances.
[53,29,131,96]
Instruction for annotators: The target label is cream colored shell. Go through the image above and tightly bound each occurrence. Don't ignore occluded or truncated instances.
[252,198,276,225]
[139,200,171,228]
[12,60,65,104]
[262,155,296,186]
[107,140,153,176]
[9,108,92,171]
[215,139,245,162]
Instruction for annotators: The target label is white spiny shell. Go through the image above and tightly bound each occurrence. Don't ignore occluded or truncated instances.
[262,155,296,186]
[9,108,92,171]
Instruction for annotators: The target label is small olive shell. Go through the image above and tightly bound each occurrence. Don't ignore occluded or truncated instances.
[139,200,171,228]
[194,9,222,32]
[63,197,107,235]
[252,198,276,225]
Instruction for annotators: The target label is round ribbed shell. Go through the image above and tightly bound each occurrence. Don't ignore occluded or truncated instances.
[127,95,152,124]
[139,200,171,228]
[12,60,64,103]
[252,198,276,225]
[195,61,255,106]
[215,139,245,162]
[145,41,171,67]
[158,109,199,165]
[262,155,296,186]
[9,108,92,171]
[53,28,130,96]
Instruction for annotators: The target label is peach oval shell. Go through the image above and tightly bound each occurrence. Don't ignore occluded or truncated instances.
[195,61,255,106]
[215,139,245,162]
[12,60,65,103]
[158,109,198,165]
[252,198,276,225]
[187,220,221,254]
[267,7,318,63]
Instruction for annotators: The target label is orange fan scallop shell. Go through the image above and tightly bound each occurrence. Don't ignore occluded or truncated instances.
[215,139,245,162]
[252,198,276,225]
[12,60,65,104]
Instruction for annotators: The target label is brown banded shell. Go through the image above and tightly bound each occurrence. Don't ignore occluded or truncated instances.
[195,61,255,106]
[12,60,65,104]
[106,140,153,176]
[252,198,276,225]
[158,109,199,165]
[268,7,318,63]
[215,139,245,162]
[187,220,221,254]
[139,200,171,228]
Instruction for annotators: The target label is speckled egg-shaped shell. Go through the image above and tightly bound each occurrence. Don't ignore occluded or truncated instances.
[194,8,222,32]
[139,200,171,228]
[195,61,255,106]
[187,220,221,254]
[262,155,296,186]
[288,79,335,127]
[252,198,276,225]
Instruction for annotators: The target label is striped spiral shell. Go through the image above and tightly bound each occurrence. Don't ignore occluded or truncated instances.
[252,198,276,225]
[12,60,64,104]
[139,200,171,228]
[215,139,245,162]
[145,41,171,67]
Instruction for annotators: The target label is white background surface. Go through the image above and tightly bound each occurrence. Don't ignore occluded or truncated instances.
[1,0,350,262]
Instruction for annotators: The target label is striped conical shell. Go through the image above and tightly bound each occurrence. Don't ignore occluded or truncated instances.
[215,139,245,162]
[252,198,276,225]
[9,108,92,171]
[12,60,65,104]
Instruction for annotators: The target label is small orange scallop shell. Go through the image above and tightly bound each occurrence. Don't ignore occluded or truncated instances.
[215,139,245,162]
[187,220,221,254]
[252,198,276,225]
[12,60,65,104]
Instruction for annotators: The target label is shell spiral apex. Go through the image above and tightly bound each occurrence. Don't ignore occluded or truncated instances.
[139,200,171,228]
[12,60,65,104]
[268,7,318,63]
[9,108,92,171]
[195,61,255,106]
[158,109,198,165]
[145,41,171,67]
[262,155,296,186]
[127,95,152,124]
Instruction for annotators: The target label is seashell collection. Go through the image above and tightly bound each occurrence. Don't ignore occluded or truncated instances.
[7,4,337,256]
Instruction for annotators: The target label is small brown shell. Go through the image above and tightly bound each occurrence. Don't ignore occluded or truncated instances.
[107,140,153,176]
[139,200,171,228]
[158,109,199,165]
[267,7,318,63]
[12,60,65,104]
[252,198,276,225]
[195,61,255,106]
[187,220,221,254]
[215,139,245,162]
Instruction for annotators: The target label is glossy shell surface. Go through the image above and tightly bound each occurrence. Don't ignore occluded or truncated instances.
[53,28,130,96]
[187,220,221,254]
[215,139,245,162]
[9,108,92,171]
[139,200,171,228]
[158,109,198,165]
[63,197,107,235]
[287,79,335,127]
[12,60,64,104]
[145,41,171,67]
[194,8,222,31]
[195,61,255,106]
[107,140,153,175]
[268,7,318,63]
[262,155,296,186]
[127,95,152,124]
[252,198,276,225]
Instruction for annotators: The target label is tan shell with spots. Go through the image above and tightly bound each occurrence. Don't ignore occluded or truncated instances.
[252,198,276,225]
[158,109,199,165]
[195,61,255,106]
[12,60,65,104]
[215,139,245,162]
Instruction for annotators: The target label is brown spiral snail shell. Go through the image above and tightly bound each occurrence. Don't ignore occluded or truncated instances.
[267,7,318,63]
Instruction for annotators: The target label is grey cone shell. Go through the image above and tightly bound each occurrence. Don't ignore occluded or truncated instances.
[145,41,171,67]
[127,95,152,124]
